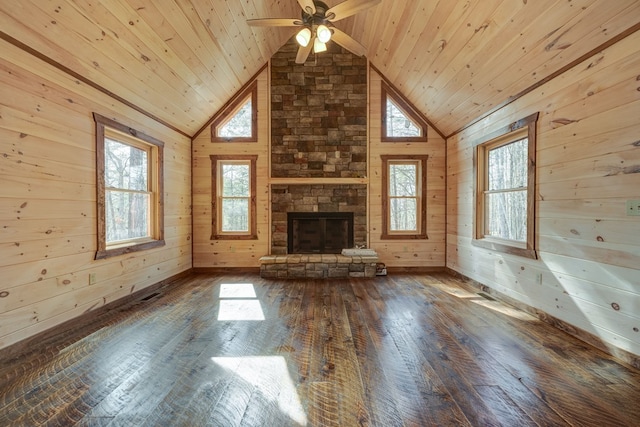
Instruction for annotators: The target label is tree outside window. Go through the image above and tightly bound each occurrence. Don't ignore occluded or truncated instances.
[485,138,528,241]
[473,112,538,259]
[104,138,150,242]
[211,155,257,240]
[381,81,427,142]
[211,81,257,143]
[381,155,428,239]
[389,162,418,232]
[386,99,422,139]
[220,163,250,232]
[94,113,164,260]
[217,99,252,139]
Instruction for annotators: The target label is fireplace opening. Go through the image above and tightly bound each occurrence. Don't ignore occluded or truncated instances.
[288,212,354,254]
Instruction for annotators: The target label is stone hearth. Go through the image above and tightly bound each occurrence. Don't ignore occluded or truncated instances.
[259,254,378,279]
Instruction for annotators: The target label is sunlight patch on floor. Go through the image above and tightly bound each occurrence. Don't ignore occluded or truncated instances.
[220,283,258,298]
[211,356,308,426]
[218,282,265,321]
[471,298,536,321]
[218,299,265,321]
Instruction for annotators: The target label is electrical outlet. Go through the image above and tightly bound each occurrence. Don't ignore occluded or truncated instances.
[536,273,543,284]
[627,200,640,216]
[89,273,96,285]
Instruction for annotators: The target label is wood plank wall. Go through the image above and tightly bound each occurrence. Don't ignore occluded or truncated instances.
[191,66,446,269]
[446,31,640,359]
[192,69,271,269]
[0,39,192,351]
[369,69,446,268]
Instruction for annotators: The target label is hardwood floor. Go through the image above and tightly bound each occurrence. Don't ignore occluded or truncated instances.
[1,273,639,426]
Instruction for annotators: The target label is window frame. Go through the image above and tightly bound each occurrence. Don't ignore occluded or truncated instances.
[211,81,258,143]
[381,82,428,143]
[94,113,165,260]
[381,155,428,240]
[210,155,258,240]
[472,112,538,259]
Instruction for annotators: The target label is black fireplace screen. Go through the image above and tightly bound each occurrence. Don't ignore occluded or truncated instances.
[287,212,354,254]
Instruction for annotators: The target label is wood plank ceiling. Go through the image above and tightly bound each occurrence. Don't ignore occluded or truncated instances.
[1,0,639,137]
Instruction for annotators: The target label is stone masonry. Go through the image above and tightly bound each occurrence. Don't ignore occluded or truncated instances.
[259,254,378,279]
[271,184,367,255]
[271,39,368,178]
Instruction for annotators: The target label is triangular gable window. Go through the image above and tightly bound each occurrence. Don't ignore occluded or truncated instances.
[212,81,257,142]
[382,82,428,142]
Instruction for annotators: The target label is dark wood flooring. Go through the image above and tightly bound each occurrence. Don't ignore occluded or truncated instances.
[1,273,639,426]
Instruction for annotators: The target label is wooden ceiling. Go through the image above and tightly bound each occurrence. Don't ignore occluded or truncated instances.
[1,0,639,137]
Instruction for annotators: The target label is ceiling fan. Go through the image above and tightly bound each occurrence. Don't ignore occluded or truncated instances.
[247,0,381,64]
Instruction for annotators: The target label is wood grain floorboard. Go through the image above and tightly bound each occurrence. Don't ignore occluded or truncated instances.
[1,273,640,426]
[424,274,640,426]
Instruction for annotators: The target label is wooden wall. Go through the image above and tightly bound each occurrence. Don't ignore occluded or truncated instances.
[447,31,640,360]
[192,69,271,269]
[192,65,446,269]
[0,39,192,351]
[369,69,446,268]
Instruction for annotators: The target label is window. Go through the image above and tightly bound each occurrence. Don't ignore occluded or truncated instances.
[473,112,538,258]
[381,82,428,142]
[94,113,164,260]
[211,81,257,142]
[211,155,257,240]
[381,155,428,239]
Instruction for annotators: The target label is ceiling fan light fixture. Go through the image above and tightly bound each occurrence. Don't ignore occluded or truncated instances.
[295,27,312,47]
[313,38,327,53]
[316,24,331,43]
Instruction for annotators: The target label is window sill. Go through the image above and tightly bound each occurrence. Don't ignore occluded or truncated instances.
[381,136,428,143]
[381,232,428,240]
[211,233,258,241]
[96,239,165,260]
[471,237,537,259]
[211,137,258,143]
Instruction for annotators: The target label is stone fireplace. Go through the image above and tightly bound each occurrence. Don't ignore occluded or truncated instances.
[271,184,366,255]
[261,39,377,278]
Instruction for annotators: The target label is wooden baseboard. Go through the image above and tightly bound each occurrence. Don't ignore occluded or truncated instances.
[445,268,640,370]
[192,267,261,274]
[385,266,446,274]
[0,270,193,365]
[191,266,445,275]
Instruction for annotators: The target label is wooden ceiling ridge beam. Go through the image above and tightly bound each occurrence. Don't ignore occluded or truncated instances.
[370,63,446,140]
[192,62,268,141]
[0,30,190,139]
[445,19,640,140]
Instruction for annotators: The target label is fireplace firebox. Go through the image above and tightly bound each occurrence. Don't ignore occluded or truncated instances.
[287,212,354,254]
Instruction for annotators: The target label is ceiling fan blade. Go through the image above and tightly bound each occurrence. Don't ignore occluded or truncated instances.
[331,28,367,56]
[326,0,381,21]
[247,18,302,27]
[295,42,313,64]
[297,0,316,15]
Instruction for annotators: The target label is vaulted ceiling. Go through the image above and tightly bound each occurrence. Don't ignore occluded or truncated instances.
[1,0,639,138]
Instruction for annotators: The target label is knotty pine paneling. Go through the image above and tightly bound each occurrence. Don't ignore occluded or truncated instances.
[0,39,192,351]
[191,69,270,269]
[446,31,640,360]
[369,69,446,268]
[3,1,637,138]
